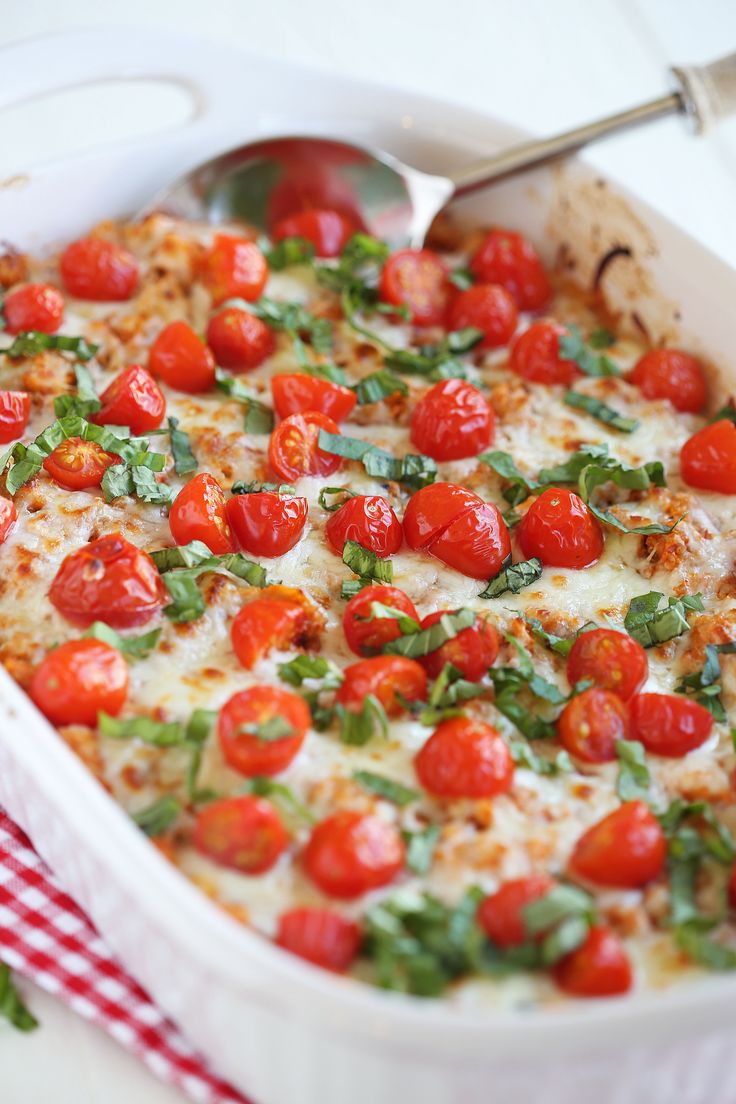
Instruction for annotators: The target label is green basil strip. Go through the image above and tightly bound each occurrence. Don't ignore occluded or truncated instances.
[53,362,102,418]
[362,600,421,636]
[383,609,475,659]
[304,362,348,385]
[318,428,436,490]
[520,612,592,657]
[402,825,440,874]
[676,642,736,721]
[214,368,274,433]
[241,717,295,742]
[536,443,611,485]
[101,462,174,505]
[564,390,639,433]
[2,331,98,362]
[278,654,343,689]
[264,236,315,270]
[151,540,267,622]
[418,664,486,726]
[674,925,736,971]
[558,324,621,377]
[615,739,652,802]
[0,964,38,1032]
[523,885,595,966]
[241,776,316,825]
[624,591,704,648]
[352,770,420,806]
[133,795,182,836]
[479,557,542,599]
[167,416,197,475]
[509,739,573,776]
[577,457,675,534]
[336,693,388,746]
[448,268,474,290]
[84,621,161,660]
[231,480,295,496]
[478,450,540,506]
[589,328,616,349]
[318,485,357,511]
[249,296,334,355]
[98,712,185,746]
[342,539,393,586]
[352,370,408,405]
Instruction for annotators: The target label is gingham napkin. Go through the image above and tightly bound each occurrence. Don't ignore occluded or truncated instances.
[0,809,249,1104]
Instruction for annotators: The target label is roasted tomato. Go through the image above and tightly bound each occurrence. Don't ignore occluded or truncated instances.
[325,494,402,557]
[303,811,404,899]
[379,248,448,326]
[556,688,628,763]
[268,411,342,482]
[0,499,17,544]
[403,482,511,581]
[148,321,216,394]
[410,379,495,460]
[0,390,30,443]
[629,349,706,413]
[342,585,419,657]
[402,482,482,548]
[4,283,64,334]
[680,419,736,494]
[336,655,427,716]
[566,628,647,701]
[205,307,274,371]
[509,321,579,385]
[477,875,556,948]
[518,488,603,569]
[49,534,167,629]
[226,490,308,557]
[276,908,361,972]
[469,228,551,311]
[271,373,356,423]
[419,610,500,682]
[447,284,518,349]
[60,237,139,301]
[272,209,356,258]
[193,795,288,874]
[43,436,120,491]
[416,716,513,799]
[200,234,268,306]
[629,692,713,757]
[569,801,666,888]
[552,926,632,998]
[90,364,166,435]
[231,592,310,669]
[29,639,128,726]
[169,473,234,555]
[218,685,310,777]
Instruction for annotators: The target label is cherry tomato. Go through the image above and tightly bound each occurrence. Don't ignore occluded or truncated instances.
[43,436,120,491]
[680,419,736,494]
[629,349,706,413]
[275,907,361,972]
[379,248,448,326]
[200,234,268,306]
[4,283,64,334]
[49,533,167,629]
[218,685,310,777]
[29,639,128,726]
[404,482,512,581]
[0,391,30,443]
[303,811,404,899]
[342,585,419,657]
[410,379,495,460]
[447,284,518,349]
[268,411,342,482]
[477,875,556,948]
[566,628,647,701]
[205,307,274,371]
[416,716,513,799]
[271,373,357,422]
[509,321,579,385]
[419,610,500,682]
[169,473,234,555]
[729,863,736,910]
[226,491,308,557]
[469,228,551,311]
[231,593,309,670]
[569,801,666,888]
[336,655,427,717]
[0,499,17,544]
[193,795,288,874]
[325,495,402,558]
[90,364,166,435]
[518,488,603,569]
[557,688,628,763]
[553,926,632,998]
[629,692,713,757]
[272,209,356,258]
[148,321,216,394]
[60,238,139,301]
[402,482,484,549]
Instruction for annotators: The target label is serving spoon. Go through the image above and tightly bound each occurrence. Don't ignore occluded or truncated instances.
[146,51,736,248]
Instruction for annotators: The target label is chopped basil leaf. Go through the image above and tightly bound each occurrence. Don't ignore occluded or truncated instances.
[660,798,735,863]
[342,539,393,588]
[133,794,182,836]
[151,540,267,622]
[101,462,174,505]
[381,327,483,383]
[353,770,420,806]
[564,389,639,433]
[53,362,101,418]
[558,324,620,377]
[241,716,295,742]
[589,327,616,349]
[361,600,421,636]
[2,331,98,362]
[673,925,736,970]
[336,693,388,746]
[479,556,542,599]
[264,236,315,270]
[615,739,652,802]
[231,480,295,496]
[660,798,736,932]
[214,368,274,432]
[0,964,38,1032]
[402,825,440,874]
[241,775,315,825]
[250,296,333,357]
[418,664,486,725]
[384,609,475,659]
[676,642,736,721]
[536,442,610,485]
[711,402,736,425]
[488,635,572,740]
[98,712,185,746]
[352,370,408,405]
[523,883,594,943]
[304,362,348,385]
[340,578,368,599]
[167,416,197,475]
[318,428,436,490]
[448,268,474,290]
[576,456,674,534]
[519,612,595,657]
[84,621,161,660]
[509,739,573,776]
[278,654,343,689]
[314,234,388,312]
[478,450,540,506]
[624,591,704,648]
[317,485,357,511]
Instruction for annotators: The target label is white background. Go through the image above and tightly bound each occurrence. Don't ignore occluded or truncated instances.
[1,2,736,1101]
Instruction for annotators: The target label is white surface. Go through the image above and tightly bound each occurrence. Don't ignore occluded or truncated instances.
[1,4,735,1104]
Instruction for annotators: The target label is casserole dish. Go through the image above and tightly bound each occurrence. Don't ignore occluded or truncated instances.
[2,26,736,1104]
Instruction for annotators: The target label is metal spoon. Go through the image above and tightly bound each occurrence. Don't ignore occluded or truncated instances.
[147,51,736,248]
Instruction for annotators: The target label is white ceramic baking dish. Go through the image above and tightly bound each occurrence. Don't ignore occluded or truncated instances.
[2,26,736,1104]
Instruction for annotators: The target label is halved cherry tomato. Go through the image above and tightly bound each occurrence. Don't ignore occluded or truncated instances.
[680,419,736,494]
[90,364,166,435]
[402,482,483,549]
[226,491,308,557]
[403,482,511,581]
[60,238,139,301]
[29,639,128,726]
[342,585,419,657]
[205,307,274,371]
[268,411,342,482]
[231,593,310,669]
[193,795,288,874]
[566,628,647,701]
[557,688,628,763]
[447,284,518,349]
[569,801,666,887]
[148,321,216,394]
[49,533,167,628]
[415,716,514,799]
[43,436,120,491]
[336,655,427,717]
[410,379,495,460]
[303,811,404,899]
[518,488,603,569]
[0,391,30,443]
[419,610,500,682]
[200,234,268,306]
[272,209,356,258]
[276,907,361,972]
[218,685,310,777]
[0,499,17,544]
[4,283,64,334]
[629,349,706,413]
[271,373,357,422]
[629,692,713,757]
[509,321,579,385]
[553,926,632,998]
[469,228,551,311]
[169,473,234,555]
[379,248,448,326]
[477,874,556,948]
[325,494,402,557]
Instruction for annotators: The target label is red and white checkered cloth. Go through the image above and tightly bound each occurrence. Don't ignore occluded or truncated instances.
[0,809,249,1104]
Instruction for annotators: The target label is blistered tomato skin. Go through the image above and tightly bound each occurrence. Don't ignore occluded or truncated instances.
[629,692,713,757]
[206,307,274,371]
[169,473,234,555]
[379,248,448,326]
[557,688,628,763]
[271,373,357,423]
[518,488,604,569]
[49,534,167,629]
[403,483,511,580]
[469,229,551,311]
[0,499,17,544]
[0,391,31,443]
[90,365,166,435]
[325,495,402,557]
[680,419,736,494]
[272,209,356,258]
[477,875,556,948]
[231,595,308,670]
[419,610,500,682]
[630,349,706,413]
[447,284,518,349]
[200,234,268,306]
[60,238,139,301]
[276,908,362,972]
[149,321,216,394]
[410,379,495,461]
[43,437,120,491]
[402,483,485,550]
[218,685,310,776]
[4,283,64,334]
[268,411,342,482]
[416,717,514,799]
[336,655,427,716]
[510,321,579,385]
[226,492,308,557]
[194,796,288,875]
[29,639,128,726]
[553,926,633,998]
[566,628,648,701]
[569,801,666,888]
[303,811,405,899]
[342,585,419,656]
